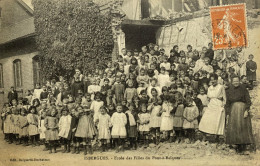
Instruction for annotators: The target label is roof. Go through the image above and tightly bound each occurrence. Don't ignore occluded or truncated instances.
[0,0,35,45]
[16,0,34,15]
[0,17,35,45]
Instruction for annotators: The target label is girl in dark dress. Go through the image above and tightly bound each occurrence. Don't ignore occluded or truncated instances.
[225,76,255,153]
[70,109,79,154]
[246,54,257,87]
[125,103,138,149]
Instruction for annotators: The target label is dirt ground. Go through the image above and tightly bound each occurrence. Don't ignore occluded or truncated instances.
[0,132,259,166]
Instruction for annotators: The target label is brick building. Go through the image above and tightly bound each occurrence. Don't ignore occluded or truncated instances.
[0,0,38,107]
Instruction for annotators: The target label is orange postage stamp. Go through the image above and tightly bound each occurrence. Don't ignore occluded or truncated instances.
[210,3,248,50]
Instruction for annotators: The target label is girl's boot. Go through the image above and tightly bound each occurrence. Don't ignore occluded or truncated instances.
[9,134,13,144]
[101,143,105,152]
[53,145,57,153]
[62,144,67,153]
[71,146,76,154]
[31,136,35,147]
[84,145,87,155]
[43,142,49,151]
[49,145,53,154]
[105,143,108,152]
[88,145,93,155]
[76,147,80,154]
[67,143,71,153]
[115,140,119,153]
[169,136,174,143]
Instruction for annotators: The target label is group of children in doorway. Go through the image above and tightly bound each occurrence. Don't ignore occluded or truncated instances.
[1,43,257,155]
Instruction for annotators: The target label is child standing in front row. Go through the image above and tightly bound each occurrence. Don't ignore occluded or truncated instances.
[19,108,29,146]
[182,97,199,143]
[75,105,96,155]
[111,104,127,153]
[137,103,150,148]
[12,107,20,145]
[160,96,174,142]
[125,103,138,150]
[70,108,79,154]
[45,108,59,153]
[95,106,111,152]
[27,106,39,146]
[59,108,72,153]
[173,92,185,143]
[148,88,162,145]
[197,87,208,116]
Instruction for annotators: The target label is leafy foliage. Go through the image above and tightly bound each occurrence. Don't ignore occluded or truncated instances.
[33,0,114,80]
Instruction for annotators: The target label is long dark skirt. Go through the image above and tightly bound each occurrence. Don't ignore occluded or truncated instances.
[226,102,254,145]
[127,126,138,138]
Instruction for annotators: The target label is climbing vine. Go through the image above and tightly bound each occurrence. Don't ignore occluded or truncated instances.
[33,0,114,81]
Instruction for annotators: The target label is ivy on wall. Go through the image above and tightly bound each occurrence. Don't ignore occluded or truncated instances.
[33,0,114,80]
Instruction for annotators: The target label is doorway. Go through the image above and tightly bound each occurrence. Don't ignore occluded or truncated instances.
[122,24,159,51]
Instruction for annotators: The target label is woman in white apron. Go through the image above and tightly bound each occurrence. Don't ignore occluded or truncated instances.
[199,74,226,142]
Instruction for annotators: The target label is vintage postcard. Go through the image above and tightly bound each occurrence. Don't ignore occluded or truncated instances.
[0,0,259,166]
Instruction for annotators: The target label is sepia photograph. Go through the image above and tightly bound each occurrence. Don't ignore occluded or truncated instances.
[0,0,259,165]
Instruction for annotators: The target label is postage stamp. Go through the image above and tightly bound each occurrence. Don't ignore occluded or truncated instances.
[210,3,248,50]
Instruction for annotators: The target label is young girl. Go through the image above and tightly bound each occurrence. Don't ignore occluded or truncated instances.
[126,73,138,88]
[160,86,168,102]
[183,97,199,143]
[191,73,199,90]
[176,79,185,96]
[111,104,127,152]
[59,108,72,153]
[160,55,171,71]
[95,106,111,152]
[147,78,161,98]
[136,68,149,86]
[45,108,59,153]
[70,108,79,154]
[90,92,104,123]
[138,90,149,107]
[3,106,13,143]
[157,67,170,88]
[12,107,20,145]
[136,82,146,98]
[27,106,39,146]
[124,80,138,105]
[125,103,138,150]
[197,87,209,116]
[173,92,185,143]
[75,106,96,155]
[111,76,125,105]
[246,54,257,87]
[88,79,101,100]
[137,103,150,147]
[38,102,48,150]
[147,88,162,144]
[1,103,10,141]
[18,108,29,146]
[32,98,41,113]
[160,95,174,142]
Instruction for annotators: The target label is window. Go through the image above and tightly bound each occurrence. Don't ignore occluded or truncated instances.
[13,59,22,88]
[33,56,41,86]
[0,64,3,88]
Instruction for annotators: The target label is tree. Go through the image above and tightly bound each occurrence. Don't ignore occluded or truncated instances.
[33,0,114,81]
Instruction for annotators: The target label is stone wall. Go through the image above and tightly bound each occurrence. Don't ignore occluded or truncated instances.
[156,15,212,54]
[156,13,260,56]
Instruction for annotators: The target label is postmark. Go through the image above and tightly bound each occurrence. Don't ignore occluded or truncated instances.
[210,3,248,50]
